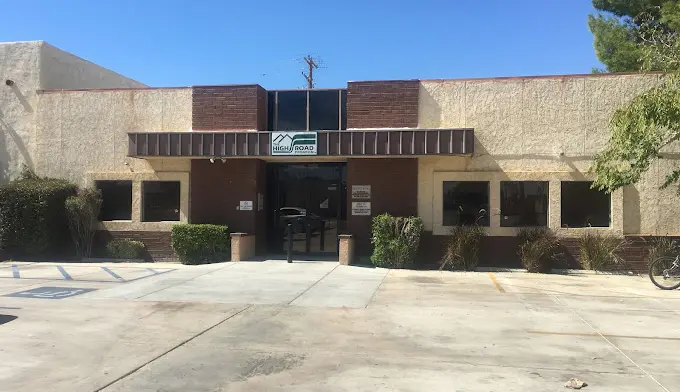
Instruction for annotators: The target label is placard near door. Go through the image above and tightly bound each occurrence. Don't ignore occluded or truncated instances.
[351,185,371,200]
[351,202,371,216]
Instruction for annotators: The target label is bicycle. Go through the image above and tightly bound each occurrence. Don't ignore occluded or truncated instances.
[649,242,680,290]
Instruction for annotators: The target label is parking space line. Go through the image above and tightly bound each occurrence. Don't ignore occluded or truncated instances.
[11,265,19,278]
[487,272,505,293]
[101,267,123,280]
[56,266,73,280]
[147,268,157,274]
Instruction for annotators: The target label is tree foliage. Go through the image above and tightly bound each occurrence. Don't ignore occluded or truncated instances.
[588,0,673,72]
[592,3,680,192]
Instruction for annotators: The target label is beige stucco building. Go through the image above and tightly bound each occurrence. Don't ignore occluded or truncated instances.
[1,41,675,268]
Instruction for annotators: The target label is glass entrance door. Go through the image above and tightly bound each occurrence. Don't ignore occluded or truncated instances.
[267,163,346,255]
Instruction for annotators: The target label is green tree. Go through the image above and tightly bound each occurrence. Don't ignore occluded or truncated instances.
[588,0,672,72]
[592,2,680,192]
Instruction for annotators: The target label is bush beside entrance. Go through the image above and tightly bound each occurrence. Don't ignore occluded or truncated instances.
[171,224,230,265]
[370,214,423,269]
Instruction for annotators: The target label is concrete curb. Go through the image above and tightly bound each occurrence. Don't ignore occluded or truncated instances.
[476,267,642,276]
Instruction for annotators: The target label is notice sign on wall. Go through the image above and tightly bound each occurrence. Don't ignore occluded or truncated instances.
[351,185,371,200]
[351,202,371,216]
[271,132,317,156]
[239,201,253,211]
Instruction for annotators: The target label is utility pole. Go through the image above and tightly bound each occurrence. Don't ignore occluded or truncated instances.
[302,56,319,88]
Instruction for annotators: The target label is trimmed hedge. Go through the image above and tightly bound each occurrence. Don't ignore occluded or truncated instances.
[171,224,230,265]
[0,178,77,258]
[107,239,146,259]
[371,214,423,268]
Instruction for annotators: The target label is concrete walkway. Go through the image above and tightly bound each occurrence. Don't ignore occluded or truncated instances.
[0,260,679,391]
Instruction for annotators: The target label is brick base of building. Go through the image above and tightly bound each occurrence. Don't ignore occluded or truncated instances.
[419,232,671,272]
[93,231,176,262]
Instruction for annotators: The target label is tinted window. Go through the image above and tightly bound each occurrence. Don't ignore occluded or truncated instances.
[443,181,490,226]
[340,90,347,130]
[277,91,307,131]
[309,90,340,130]
[501,181,548,227]
[267,91,276,131]
[142,181,180,222]
[561,182,610,228]
[96,180,132,221]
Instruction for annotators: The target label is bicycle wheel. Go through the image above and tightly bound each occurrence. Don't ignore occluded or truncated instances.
[649,257,680,290]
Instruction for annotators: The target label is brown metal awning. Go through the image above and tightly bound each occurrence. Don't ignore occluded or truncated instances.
[127,129,474,157]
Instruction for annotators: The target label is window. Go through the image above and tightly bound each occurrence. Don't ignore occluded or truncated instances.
[267,91,275,131]
[96,181,132,221]
[500,181,548,227]
[309,90,340,130]
[268,90,346,131]
[561,182,610,228]
[277,91,307,131]
[443,181,490,226]
[340,90,347,130]
[142,181,180,222]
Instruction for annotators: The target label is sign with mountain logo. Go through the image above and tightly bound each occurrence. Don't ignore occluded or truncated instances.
[271,132,317,156]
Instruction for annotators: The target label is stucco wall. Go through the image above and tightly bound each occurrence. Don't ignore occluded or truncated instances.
[0,41,41,183]
[39,42,146,90]
[0,40,148,184]
[35,88,192,184]
[35,88,192,230]
[419,74,677,235]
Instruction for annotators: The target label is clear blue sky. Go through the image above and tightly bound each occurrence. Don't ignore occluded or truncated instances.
[0,0,602,89]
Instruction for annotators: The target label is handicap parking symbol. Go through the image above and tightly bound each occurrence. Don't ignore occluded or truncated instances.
[5,286,96,299]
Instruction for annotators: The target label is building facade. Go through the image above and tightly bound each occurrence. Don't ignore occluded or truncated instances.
[1,41,675,268]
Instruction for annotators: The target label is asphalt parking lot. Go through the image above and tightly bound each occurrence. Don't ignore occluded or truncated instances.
[1,260,679,391]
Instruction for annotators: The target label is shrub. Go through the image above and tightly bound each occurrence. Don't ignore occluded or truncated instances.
[517,228,560,273]
[65,187,102,258]
[0,174,77,258]
[370,214,423,268]
[440,225,486,271]
[647,237,677,264]
[107,239,146,259]
[171,224,230,265]
[579,231,627,271]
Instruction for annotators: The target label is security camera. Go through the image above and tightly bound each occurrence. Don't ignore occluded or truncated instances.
[221,158,226,163]
[209,158,215,163]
